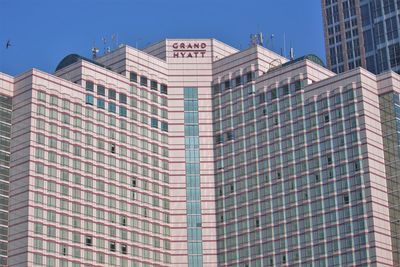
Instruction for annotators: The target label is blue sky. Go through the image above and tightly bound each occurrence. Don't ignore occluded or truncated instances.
[0,0,325,76]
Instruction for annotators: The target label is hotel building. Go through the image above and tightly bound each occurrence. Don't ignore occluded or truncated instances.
[1,38,400,266]
[322,0,400,74]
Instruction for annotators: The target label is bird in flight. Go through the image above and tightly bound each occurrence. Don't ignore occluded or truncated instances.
[5,40,11,49]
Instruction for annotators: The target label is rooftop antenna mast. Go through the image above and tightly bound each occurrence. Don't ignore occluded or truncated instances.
[290,48,295,60]
[102,37,111,54]
[111,33,118,49]
[289,41,295,60]
[258,32,264,47]
[91,42,99,59]
[270,34,275,52]
[283,32,286,57]
[250,32,264,47]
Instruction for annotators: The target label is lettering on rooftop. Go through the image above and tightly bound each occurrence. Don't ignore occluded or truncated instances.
[172,42,207,58]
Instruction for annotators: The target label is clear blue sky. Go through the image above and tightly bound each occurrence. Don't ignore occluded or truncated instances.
[0,0,325,76]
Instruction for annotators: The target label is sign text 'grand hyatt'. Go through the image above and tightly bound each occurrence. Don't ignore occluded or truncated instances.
[172,42,207,58]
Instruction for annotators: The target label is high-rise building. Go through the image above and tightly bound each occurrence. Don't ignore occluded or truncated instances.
[1,38,400,266]
[0,75,12,266]
[322,0,400,74]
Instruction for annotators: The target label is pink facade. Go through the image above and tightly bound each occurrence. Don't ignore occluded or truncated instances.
[0,39,400,266]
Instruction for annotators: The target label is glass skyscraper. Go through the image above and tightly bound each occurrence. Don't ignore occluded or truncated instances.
[1,38,400,266]
[322,0,400,74]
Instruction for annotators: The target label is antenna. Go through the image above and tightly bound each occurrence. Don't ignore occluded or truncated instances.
[250,34,257,47]
[258,32,264,47]
[91,46,99,59]
[101,36,107,54]
[111,33,118,49]
[250,32,264,47]
[270,34,275,51]
[290,47,295,60]
[91,42,99,59]
[283,32,286,58]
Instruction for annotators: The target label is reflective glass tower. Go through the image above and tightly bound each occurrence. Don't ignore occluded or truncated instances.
[322,0,400,74]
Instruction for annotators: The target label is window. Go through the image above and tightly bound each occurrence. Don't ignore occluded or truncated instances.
[377,47,389,73]
[235,76,242,87]
[97,85,105,96]
[130,72,138,82]
[344,195,349,204]
[224,80,230,90]
[151,80,158,91]
[151,118,158,128]
[97,99,105,109]
[324,114,330,122]
[86,95,94,105]
[374,21,385,44]
[226,131,234,140]
[140,76,148,87]
[85,236,93,246]
[161,84,168,94]
[109,89,116,100]
[245,71,254,83]
[33,254,43,265]
[120,106,127,117]
[109,103,116,113]
[121,216,127,226]
[119,93,127,104]
[121,244,127,254]
[389,43,400,68]
[86,81,94,91]
[110,242,116,252]
[161,122,168,132]
[386,17,398,41]
[61,245,68,256]
[111,143,116,154]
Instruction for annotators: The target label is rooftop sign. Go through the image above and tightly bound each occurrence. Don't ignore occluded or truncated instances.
[172,42,207,58]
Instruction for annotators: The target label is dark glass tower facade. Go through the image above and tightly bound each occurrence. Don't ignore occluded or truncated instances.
[322,0,400,74]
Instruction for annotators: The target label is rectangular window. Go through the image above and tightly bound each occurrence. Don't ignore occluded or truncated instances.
[97,99,105,109]
[110,242,116,252]
[121,244,128,254]
[389,43,400,68]
[374,21,385,44]
[109,89,116,100]
[151,80,158,91]
[151,118,158,128]
[245,71,254,83]
[120,106,127,117]
[109,103,116,113]
[161,122,168,132]
[224,80,230,90]
[97,85,105,96]
[140,76,148,87]
[235,76,242,87]
[386,16,398,41]
[119,93,127,104]
[161,84,168,94]
[130,72,138,82]
[85,236,93,246]
[86,81,94,91]
[85,95,94,105]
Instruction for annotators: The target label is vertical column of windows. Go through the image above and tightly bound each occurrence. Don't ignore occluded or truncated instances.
[184,88,203,267]
[379,92,400,265]
[0,94,11,266]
